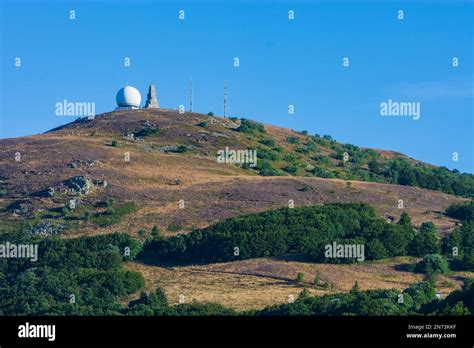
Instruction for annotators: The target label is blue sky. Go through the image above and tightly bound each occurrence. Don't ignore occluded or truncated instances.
[1,0,473,172]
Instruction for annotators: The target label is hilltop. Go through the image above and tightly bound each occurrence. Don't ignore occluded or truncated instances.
[0,108,471,238]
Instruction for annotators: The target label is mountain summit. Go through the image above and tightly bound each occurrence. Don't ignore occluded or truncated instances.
[0,109,470,237]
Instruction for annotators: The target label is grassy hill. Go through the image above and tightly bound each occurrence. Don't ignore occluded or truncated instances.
[0,108,473,313]
[0,109,470,238]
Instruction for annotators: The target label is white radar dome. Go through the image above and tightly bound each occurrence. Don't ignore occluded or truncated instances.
[116,86,141,108]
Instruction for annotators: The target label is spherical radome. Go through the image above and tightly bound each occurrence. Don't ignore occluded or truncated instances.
[116,86,141,108]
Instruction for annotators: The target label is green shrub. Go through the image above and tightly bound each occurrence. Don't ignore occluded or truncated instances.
[445,202,474,222]
[259,138,276,147]
[237,119,265,133]
[416,254,450,275]
[286,136,299,144]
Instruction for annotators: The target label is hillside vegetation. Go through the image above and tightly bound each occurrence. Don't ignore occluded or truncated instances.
[234,119,474,198]
[0,109,470,238]
[140,202,473,270]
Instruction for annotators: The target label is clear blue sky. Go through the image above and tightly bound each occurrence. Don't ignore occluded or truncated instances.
[1,0,473,173]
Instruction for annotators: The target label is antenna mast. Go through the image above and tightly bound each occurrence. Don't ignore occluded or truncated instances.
[189,77,193,112]
[224,80,228,118]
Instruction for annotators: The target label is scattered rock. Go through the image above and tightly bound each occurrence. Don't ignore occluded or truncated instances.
[68,159,101,169]
[9,200,34,218]
[35,186,55,197]
[143,119,156,127]
[67,198,77,210]
[29,221,65,237]
[159,145,179,153]
[211,132,230,138]
[65,176,93,195]
[92,179,107,188]
[144,144,153,152]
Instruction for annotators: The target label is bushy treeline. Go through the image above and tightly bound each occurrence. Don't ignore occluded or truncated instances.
[379,159,474,198]
[139,203,446,265]
[255,279,474,316]
[442,221,474,271]
[0,232,144,315]
[445,201,474,222]
[251,127,474,198]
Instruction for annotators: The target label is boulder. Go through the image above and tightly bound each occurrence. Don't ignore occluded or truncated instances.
[92,179,107,188]
[29,221,65,237]
[65,176,93,195]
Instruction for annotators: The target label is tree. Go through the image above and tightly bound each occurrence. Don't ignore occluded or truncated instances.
[368,159,383,174]
[408,222,440,256]
[83,209,93,221]
[296,272,305,284]
[350,281,361,294]
[151,225,161,240]
[404,282,436,310]
[440,301,470,315]
[444,222,474,270]
[416,254,449,275]
[367,239,389,260]
[298,288,311,300]
[398,212,412,227]
[314,272,321,286]
[445,201,474,222]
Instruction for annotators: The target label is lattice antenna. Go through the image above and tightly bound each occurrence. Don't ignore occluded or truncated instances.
[189,77,193,112]
[224,80,228,118]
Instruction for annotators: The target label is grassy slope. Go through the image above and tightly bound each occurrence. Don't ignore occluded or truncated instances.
[1,109,472,311]
[125,257,474,311]
[0,109,468,237]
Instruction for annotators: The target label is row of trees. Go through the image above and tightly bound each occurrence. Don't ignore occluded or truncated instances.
[256,279,474,316]
[139,204,446,265]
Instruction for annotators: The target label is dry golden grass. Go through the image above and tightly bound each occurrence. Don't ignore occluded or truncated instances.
[124,257,474,311]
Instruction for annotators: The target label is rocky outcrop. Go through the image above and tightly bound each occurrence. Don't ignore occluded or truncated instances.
[64,176,108,195]
[29,221,65,237]
[92,179,107,188]
[65,176,93,195]
[10,200,35,218]
[35,186,55,197]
